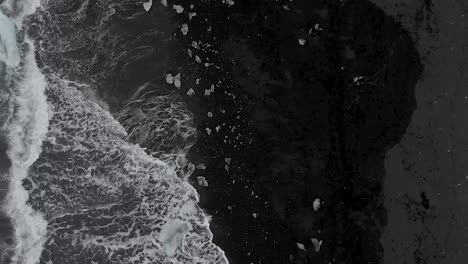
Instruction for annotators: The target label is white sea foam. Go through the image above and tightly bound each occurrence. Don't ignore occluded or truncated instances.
[0,1,50,263]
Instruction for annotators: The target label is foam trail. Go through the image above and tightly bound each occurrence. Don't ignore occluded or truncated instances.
[0,1,49,263]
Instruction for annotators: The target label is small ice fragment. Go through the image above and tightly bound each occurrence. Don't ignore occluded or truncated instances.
[189,12,197,20]
[190,4,194,9]
[298,38,306,46]
[197,176,209,187]
[282,5,290,10]
[310,238,322,252]
[227,205,233,210]
[225,157,231,165]
[252,213,258,218]
[195,55,202,63]
[314,23,320,30]
[296,243,306,251]
[215,125,221,132]
[187,48,193,57]
[174,73,181,88]
[143,0,153,12]
[313,198,321,211]
[195,78,200,85]
[173,4,184,13]
[204,89,211,96]
[160,0,167,7]
[206,128,212,135]
[180,23,189,35]
[207,112,213,118]
[187,88,195,96]
[166,73,174,84]
[192,41,199,49]
[210,84,215,92]
[196,163,206,170]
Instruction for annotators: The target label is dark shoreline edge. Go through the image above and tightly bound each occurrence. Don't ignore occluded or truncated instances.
[173,0,423,263]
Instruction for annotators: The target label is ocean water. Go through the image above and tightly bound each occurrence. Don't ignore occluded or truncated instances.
[0,0,227,263]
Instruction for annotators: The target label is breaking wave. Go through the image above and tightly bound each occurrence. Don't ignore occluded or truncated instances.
[2,0,227,263]
[0,1,49,263]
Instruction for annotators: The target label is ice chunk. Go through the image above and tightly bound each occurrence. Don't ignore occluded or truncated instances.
[310,238,322,252]
[252,213,258,218]
[174,73,181,88]
[159,219,192,257]
[160,0,167,7]
[180,23,189,35]
[313,198,321,211]
[189,12,197,20]
[197,176,209,187]
[296,243,306,251]
[165,73,174,84]
[225,157,231,165]
[173,4,184,13]
[298,38,306,46]
[187,88,195,96]
[207,112,213,118]
[196,163,206,170]
[143,0,153,12]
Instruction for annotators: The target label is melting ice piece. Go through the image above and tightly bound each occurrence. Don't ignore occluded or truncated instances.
[252,213,258,218]
[297,243,306,251]
[298,38,306,46]
[159,219,192,257]
[173,4,184,13]
[187,88,195,96]
[143,0,153,12]
[166,73,174,84]
[181,23,189,35]
[313,198,321,211]
[197,176,209,187]
[174,73,181,88]
[310,238,322,252]
[189,12,197,20]
[196,163,206,170]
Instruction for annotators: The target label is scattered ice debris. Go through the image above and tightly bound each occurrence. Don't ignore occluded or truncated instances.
[196,163,207,170]
[225,157,231,165]
[173,4,184,13]
[313,198,321,211]
[160,0,167,7]
[298,38,307,46]
[224,164,229,171]
[197,176,209,187]
[187,88,195,96]
[310,238,322,252]
[296,243,306,251]
[143,0,153,12]
[252,213,258,218]
[180,23,189,35]
[207,112,213,118]
[189,12,197,20]
[206,127,212,135]
[165,73,174,84]
[195,55,202,63]
[174,73,181,88]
